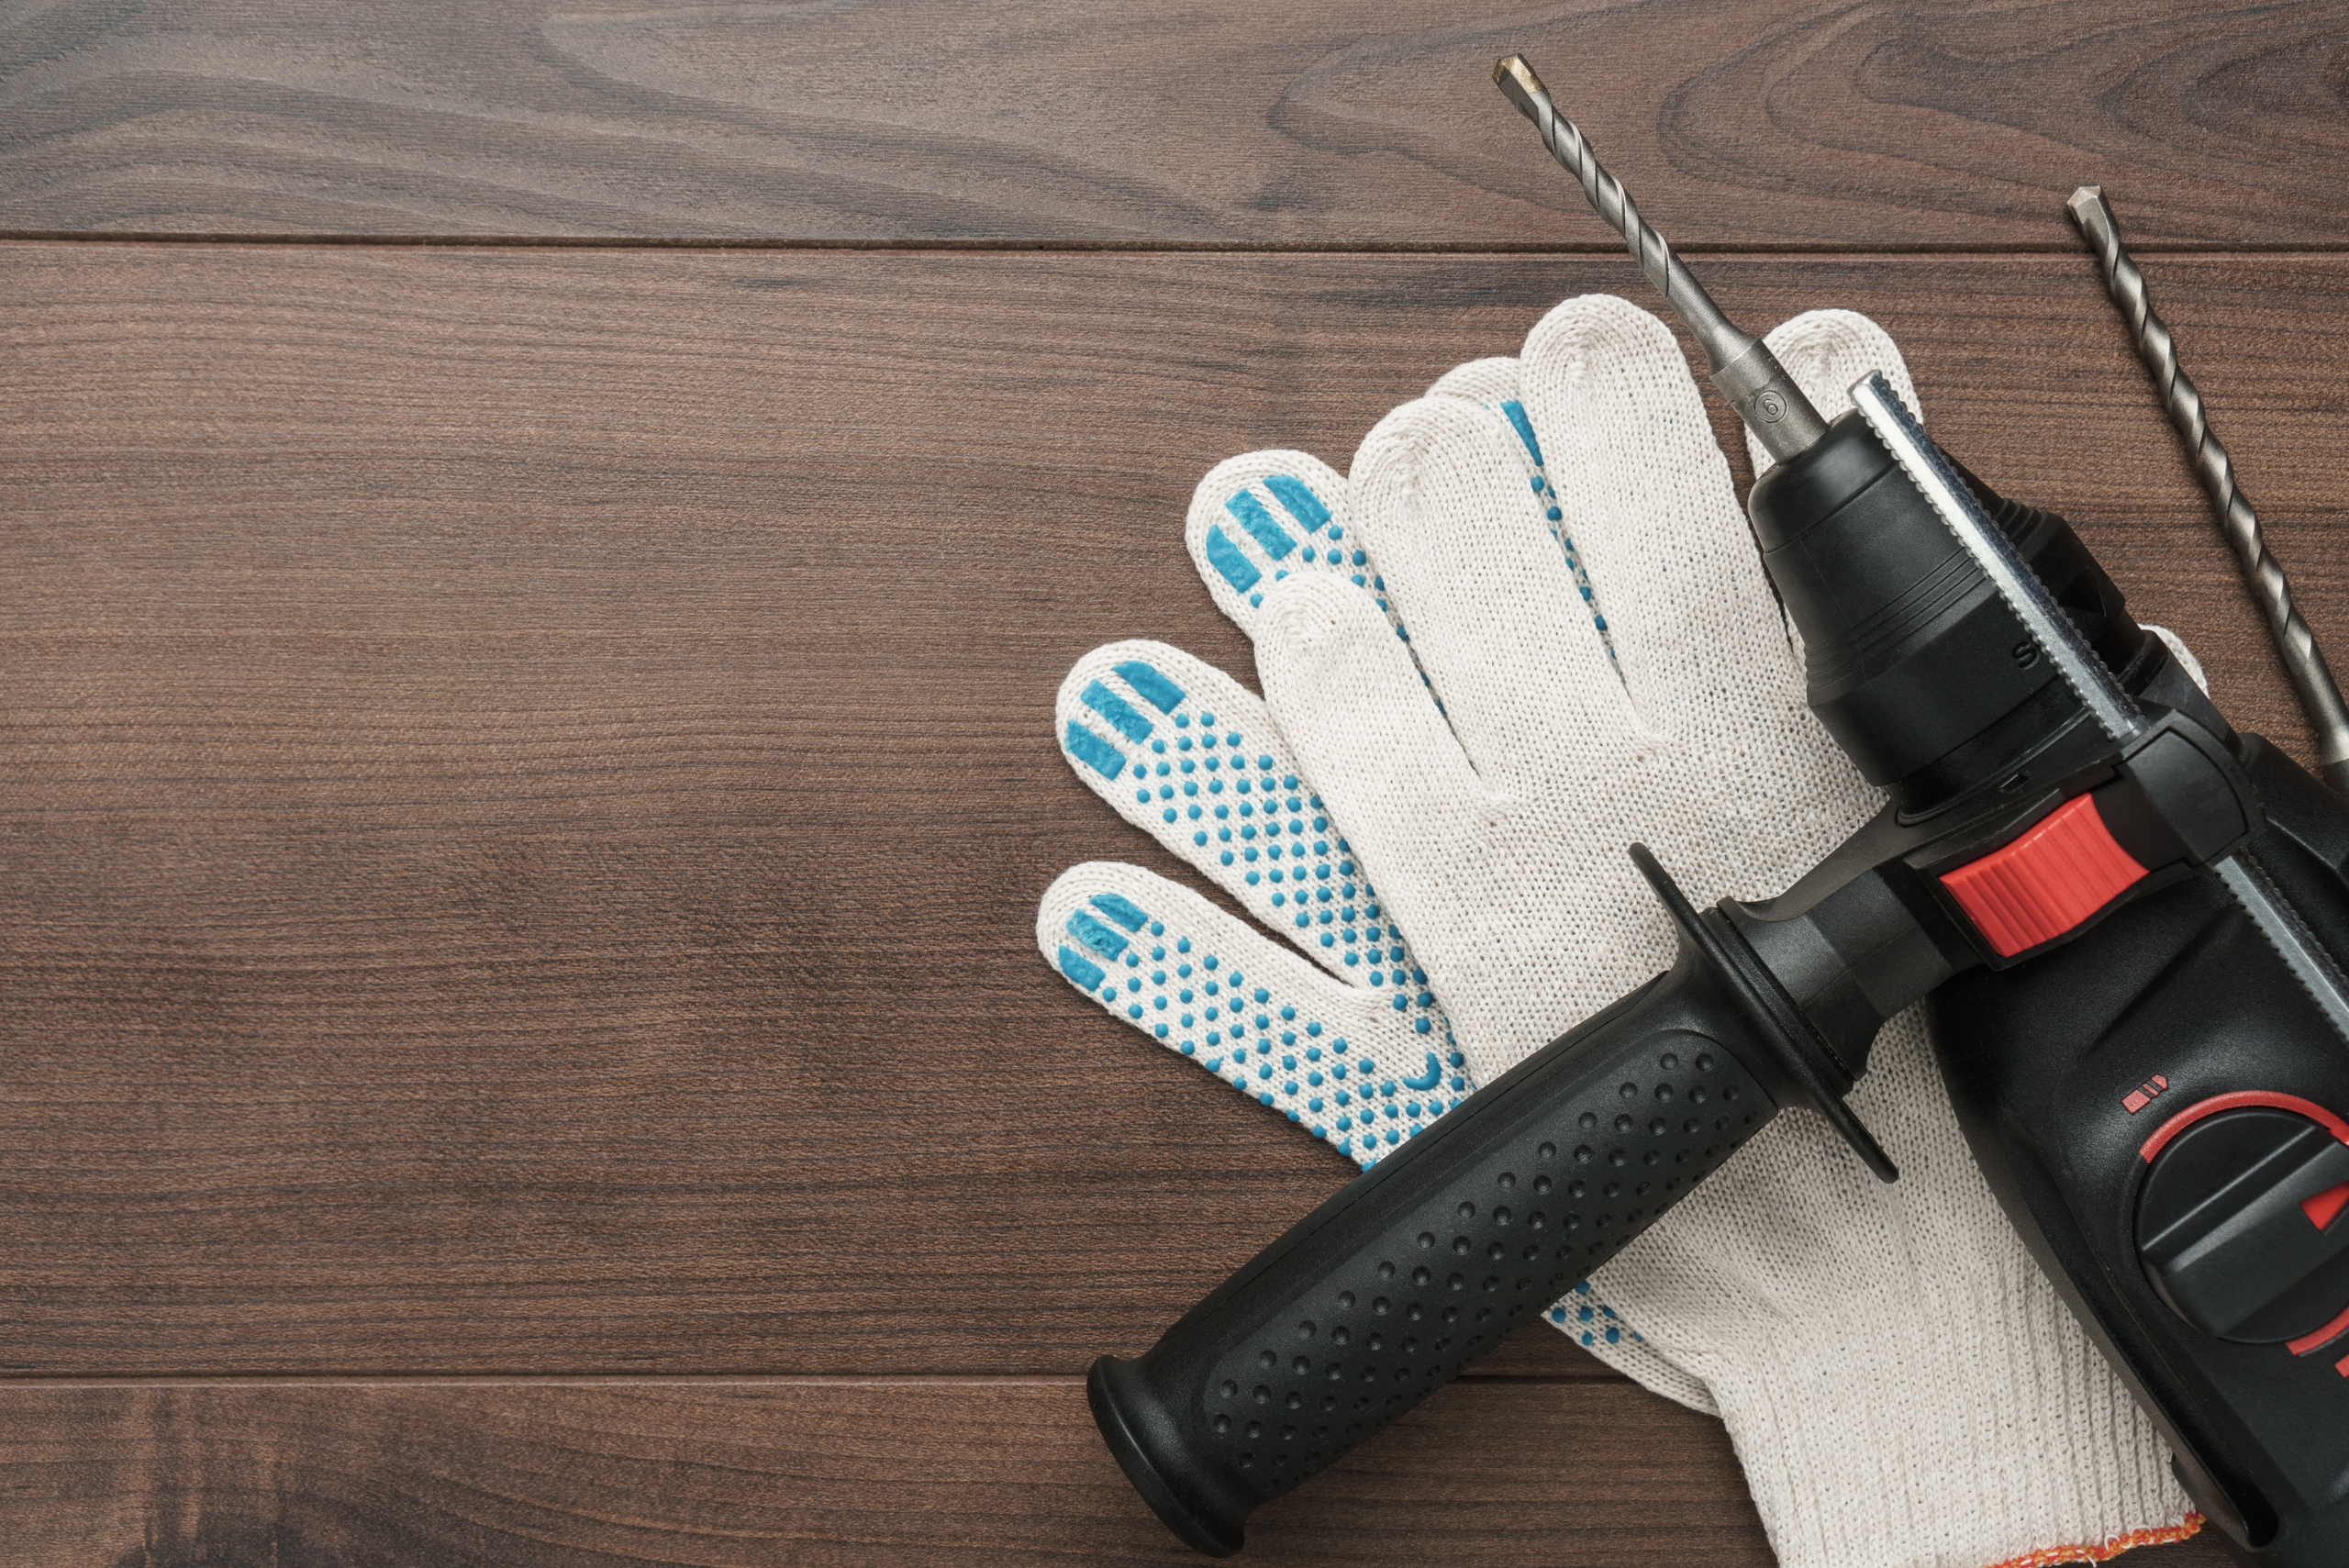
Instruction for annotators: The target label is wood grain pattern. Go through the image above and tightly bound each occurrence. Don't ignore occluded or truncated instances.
[3,243,2344,1387]
[9,1,2339,1551]
[3,1376,2248,1568]
[0,0,2343,246]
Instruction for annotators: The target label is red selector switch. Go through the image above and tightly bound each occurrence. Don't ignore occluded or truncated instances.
[1940,795,2150,958]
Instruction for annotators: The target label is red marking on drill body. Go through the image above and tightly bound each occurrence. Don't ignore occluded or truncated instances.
[2302,1183,2349,1232]
[2141,1091,2349,1164]
[2287,1299,2349,1357]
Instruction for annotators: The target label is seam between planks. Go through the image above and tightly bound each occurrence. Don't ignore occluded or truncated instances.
[0,233,2330,257]
[0,1371,1616,1390]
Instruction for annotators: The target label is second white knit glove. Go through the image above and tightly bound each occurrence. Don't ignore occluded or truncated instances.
[1043,295,2198,1566]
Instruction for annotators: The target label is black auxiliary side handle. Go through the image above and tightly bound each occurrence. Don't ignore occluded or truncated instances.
[1086,849,1846,1554]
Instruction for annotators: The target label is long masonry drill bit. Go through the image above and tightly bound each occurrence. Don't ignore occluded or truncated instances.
[2067,184,2349,795]
[1493,53,1827,462]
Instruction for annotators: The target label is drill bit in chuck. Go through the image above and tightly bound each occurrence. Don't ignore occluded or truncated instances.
[1493,54,1827,462]
[2067,184,2349,795]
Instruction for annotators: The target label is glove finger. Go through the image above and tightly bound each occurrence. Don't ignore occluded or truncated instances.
[1186,451,1375,642]
[1255,568,1499,851]
[1254,569,1603,1084]
[1748,308,1920,479]
[1427,354,1520,404]
[1342,393,1632,783]
[1057,639,1426,988]
[1518,295,1806,746]
[1039,862,1473,1164]
[1426,354,1614,659]
[1045,855,1700,1403]
[1182,362,1599,660]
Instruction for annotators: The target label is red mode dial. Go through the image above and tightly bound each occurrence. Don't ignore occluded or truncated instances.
[2135,1095,2349,1350]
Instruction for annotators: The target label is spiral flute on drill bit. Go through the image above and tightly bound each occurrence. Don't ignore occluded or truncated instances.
[2066,184,2349,794]
[1491,55,1826,460]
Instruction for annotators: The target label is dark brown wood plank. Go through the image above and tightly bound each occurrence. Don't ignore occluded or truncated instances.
[3,244,2345,1379]
[1,1376,2238,1566]
[0,0,2343,246]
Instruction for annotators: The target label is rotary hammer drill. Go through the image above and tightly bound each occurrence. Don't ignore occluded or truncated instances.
[1085,56,2349,1567]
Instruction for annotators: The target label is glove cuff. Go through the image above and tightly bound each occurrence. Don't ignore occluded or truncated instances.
[1665,1242,2196,1567]
[1569,1013,2203,1568]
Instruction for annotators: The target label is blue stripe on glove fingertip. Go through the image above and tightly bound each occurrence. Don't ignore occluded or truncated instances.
[1203,525,1260,593]
[1088,892,1149,932]
[1065,909,1130,959]
[1262,473,1330,530]
[1113,661,1186,714]
[1224,491,1297,559]
[1064,721,1125,780]
[1058,946,1107,990]
[1500,399,1545,467]
[1080,681,1152,742]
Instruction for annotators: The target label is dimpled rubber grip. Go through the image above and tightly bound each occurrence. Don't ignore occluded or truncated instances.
[1088,961,1780,1555]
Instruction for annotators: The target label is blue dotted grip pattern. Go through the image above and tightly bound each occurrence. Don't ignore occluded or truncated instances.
[1088,959,1782,1554]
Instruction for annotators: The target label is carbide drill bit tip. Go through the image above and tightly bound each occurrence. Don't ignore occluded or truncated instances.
[1493,54,1545,120]
[2067,184,2349,791]
[1490,53,1827,461]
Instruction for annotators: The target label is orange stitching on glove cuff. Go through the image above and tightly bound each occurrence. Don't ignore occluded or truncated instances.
[1987,1511,2203,1568]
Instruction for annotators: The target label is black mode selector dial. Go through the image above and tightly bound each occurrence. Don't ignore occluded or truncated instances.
[2135,1103,2349,1343]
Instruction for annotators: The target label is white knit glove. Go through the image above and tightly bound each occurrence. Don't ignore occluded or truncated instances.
[1041,295,2199,1567]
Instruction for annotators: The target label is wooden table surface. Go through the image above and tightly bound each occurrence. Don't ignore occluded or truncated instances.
[5,3,2343,1563]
